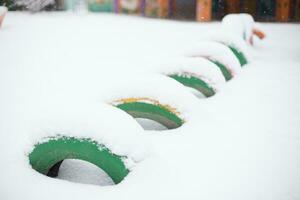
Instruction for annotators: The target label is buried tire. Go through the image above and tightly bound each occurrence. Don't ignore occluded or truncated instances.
[112,98,184,130]
[29,136,129,184]
[188,41,241,81]
[208,59,233,81]
[168,73,215,97]
[227,45,248,66]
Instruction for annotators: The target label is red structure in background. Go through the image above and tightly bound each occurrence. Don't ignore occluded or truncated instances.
[226,0,240,13]
[275,0,291,22]
[196,0,212,21]
[144,0,170,18]
[54,0,300,22]
[169,0,300,22]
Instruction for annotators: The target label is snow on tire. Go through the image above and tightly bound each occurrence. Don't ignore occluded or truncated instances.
[209,33,251,67]
[105,74,200,130]
[25,103,148,185]
[29,136,129,184]
[221,13,266,46]
[154,57,226,97]
[186,41,241,81]
[112,97,184,129]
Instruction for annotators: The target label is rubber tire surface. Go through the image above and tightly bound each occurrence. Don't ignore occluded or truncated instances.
[208,60,233,81]
[29,136,129,184]
[168,74,215,97]
[116,102,184,129]
[228,45,248,66]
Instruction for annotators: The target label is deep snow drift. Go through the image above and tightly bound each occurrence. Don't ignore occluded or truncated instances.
[0,12,300,200]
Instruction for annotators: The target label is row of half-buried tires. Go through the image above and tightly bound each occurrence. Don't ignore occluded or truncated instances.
[28,39,249,185]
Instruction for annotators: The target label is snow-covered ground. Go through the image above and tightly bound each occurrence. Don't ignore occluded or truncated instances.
[0,12,300,200]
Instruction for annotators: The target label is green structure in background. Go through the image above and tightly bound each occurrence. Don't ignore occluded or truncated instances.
[0,0,12,7]
[29,136,129,184]
[118,0,141,14]
[116,101,184,129]
[212,0,226,19]
[88,0,114,12]
[63,0,79,10]
[169,74,215,97]
[0,0,24,10]
[258,0,276,20]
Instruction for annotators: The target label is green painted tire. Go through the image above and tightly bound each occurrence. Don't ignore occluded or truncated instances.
[228,45,248,66]
[208,60,233,81]
[29,136,129,184]
[115,101,184,129]
[168,74,215,97]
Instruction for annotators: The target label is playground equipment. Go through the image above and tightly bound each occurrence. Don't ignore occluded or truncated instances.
[0,6,7,28]
[226,44,248,66]
[88,0,114,12]
[216,37,250,66]
[17,11,259,190]
[144,0,170,18]
[196,0,212,22]
[276,0,291,22]
[188,41,241,81]
[29,136,129,184]
[221,13,266,47]
[112,97,184,129]
[211,60,232,81]
[169,74,215,97]
[24,103,145,186]
[159,57,225,97]
[117,0,142,14]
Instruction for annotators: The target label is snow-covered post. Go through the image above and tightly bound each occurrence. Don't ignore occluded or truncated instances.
[221,14,265,46]
[0,6,7,28]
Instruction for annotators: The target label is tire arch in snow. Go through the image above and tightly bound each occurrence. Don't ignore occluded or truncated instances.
[105,75,199,130]
[168,74,215,97]
[219,13,268,66]
[26,103,147,185]
[206,59,232,81]
[221,13,266,46]
[213,38,250,67]
[187,41,241,81]
[29,136,129,184]
[156,57,226,98]
[226,44,248,66]
[111,98,184,129]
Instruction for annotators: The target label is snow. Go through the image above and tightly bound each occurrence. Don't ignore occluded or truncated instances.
[152,57,226,92]
[0,12,300,200]
[57,159,115,186]
[25,102,149,164]
[221,13,255,43]
[210,32,253,62]
[186,41,242,77]
[106,73,203,122]
[135,118,168,130]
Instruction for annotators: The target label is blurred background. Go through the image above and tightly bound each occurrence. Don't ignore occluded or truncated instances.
[1,0,299,22]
